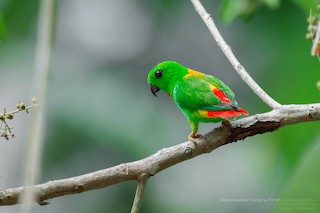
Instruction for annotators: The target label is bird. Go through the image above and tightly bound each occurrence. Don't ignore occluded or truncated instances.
[147,61,249,142]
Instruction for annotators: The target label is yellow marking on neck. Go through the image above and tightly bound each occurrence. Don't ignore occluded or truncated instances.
[184,69,205,78]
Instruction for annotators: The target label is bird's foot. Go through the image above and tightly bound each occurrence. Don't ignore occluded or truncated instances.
[221,119,232,128]
[188,133,203,145]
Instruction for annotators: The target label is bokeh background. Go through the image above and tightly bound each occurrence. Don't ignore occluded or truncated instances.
[0,0,319,212]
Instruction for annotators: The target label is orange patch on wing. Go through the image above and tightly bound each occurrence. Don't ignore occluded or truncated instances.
[211,88,231,104]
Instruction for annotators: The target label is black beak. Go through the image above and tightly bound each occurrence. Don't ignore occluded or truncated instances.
[150,85,160,96]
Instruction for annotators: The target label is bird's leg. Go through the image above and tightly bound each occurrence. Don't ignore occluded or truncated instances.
[188,131,203,139]
[188,121,203,144]
[188,132,204,145]
[188,131,196,140]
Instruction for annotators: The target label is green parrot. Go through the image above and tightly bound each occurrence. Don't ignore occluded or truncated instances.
[147,61,249,141]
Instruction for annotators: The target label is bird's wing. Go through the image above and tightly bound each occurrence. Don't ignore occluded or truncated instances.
[173,76,236,111]
[200,74,239,107]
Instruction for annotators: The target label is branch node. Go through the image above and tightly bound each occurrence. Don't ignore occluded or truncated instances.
[236,64,243,70]
[184,143,196,157]
[74,185,84,193]
[37,197,49,206]
[148,164,159,176]
[138,173,149,182]
[222,43,231,52]
[308,106,319,119]
[5,193,12,200]
[205,13,211,20]
[120,163,129,175]
[0,191,9,204]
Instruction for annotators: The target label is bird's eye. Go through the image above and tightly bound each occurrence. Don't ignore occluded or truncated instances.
[155,70,162,79]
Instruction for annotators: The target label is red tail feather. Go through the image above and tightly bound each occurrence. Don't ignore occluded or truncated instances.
[238,108,249,115]
[207,108,249,119]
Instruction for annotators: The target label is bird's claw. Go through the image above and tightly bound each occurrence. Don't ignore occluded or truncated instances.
[188,133,204,145]
[221,119,232,128]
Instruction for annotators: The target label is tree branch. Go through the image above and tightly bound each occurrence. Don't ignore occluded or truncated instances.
[190,0,282,109]
[131,175,148,213]
[0,103,319,206]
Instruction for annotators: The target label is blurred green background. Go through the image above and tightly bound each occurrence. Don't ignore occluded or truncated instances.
[0,0,319,212]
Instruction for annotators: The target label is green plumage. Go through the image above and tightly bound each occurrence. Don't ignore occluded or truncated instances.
[147,61,248,140]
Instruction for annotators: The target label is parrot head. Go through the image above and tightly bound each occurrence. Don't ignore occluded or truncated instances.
[147,61,188,96]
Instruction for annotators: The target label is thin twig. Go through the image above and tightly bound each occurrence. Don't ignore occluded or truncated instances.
[0,102,39,140]
[8,104,38,115]
[190,0,282,109]
[0,103,319,206]
[131,175,149,213]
